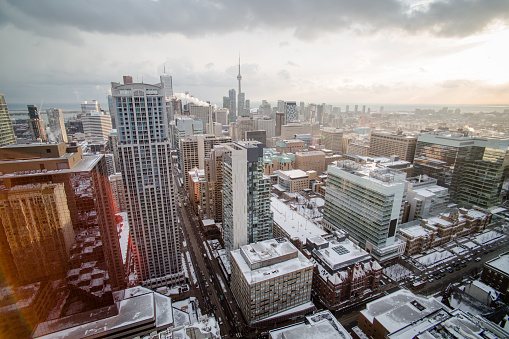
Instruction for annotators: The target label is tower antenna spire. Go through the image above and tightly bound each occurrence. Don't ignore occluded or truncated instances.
[237,53,242,97]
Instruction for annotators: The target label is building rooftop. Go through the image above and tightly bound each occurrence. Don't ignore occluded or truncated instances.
[269,310,352,339]
[330,160,407,188]
[371,131,417,139]
[296,151,325,156]
[0,154,102,179]
[361,289,448,334]
[485,252,509,275]
[34,286,173,338]
[278,169,308,179]
[231,239,313,285]
[388,308,509,339]
[312,236,373,273]
[271,197,327,243]
[400,225,433,238]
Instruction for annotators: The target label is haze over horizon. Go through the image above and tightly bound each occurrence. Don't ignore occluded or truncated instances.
[1,0,508,106]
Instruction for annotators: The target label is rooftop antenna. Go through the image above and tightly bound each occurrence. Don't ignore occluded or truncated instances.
[164,63,166,74]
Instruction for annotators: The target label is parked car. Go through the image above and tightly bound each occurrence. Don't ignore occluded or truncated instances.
[475,257,482,262]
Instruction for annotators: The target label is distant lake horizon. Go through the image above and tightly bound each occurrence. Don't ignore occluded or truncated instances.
[5,102,509,115]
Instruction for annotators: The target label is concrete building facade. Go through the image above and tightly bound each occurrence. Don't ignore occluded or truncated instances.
[230,239,313,323]
[369,131,417,162]
[112,78,184,288]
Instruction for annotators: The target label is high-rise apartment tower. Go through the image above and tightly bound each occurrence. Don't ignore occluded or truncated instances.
[0,94,15,147]
[112,76,184,288]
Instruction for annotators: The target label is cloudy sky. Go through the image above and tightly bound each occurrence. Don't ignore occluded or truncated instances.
[0,0,508,108]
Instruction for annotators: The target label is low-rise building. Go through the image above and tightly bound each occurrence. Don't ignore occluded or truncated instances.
[481,252,509,303]
[269,310,352,339]
[263,149,295,175]
[387,308,509,339]
[271,197,328,251]
[307,233,382,309]
[355,289,448,339]
[398,207,491,256]
[277,169,310,193]
[230,238,314,324]
[275,139,305,153]
[295,151,326,174]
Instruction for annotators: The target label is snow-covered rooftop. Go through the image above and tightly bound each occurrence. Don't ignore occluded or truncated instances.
[269,310,352,339]
[485,252,509,275]
[271,197,327,242]
[389,308,509,339]
[313,236,372,273]
[278,169,308,179]
[361,289,448,334]
[231,239,312,285]
[400,225,432,238]
[34,286,173,339]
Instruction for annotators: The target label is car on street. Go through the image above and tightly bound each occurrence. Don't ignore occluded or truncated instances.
[475,257,482,262]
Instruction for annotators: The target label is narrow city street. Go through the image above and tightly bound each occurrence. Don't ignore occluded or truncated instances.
[174,169,248,338]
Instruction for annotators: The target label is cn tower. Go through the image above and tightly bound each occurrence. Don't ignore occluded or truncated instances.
[237,54,242,94]
[237,55,242,116]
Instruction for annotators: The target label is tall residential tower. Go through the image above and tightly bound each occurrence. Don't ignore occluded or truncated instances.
[112,76,184,288]
[222,141,273,257]
[28,104,47,142]
[0,94,15,147]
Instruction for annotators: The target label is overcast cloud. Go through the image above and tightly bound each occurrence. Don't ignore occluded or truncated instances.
[0,0,508,107]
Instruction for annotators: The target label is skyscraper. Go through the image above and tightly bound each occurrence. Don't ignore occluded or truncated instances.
[0,94,15,147]
[238,92,246,117]
[160,73,174,122]
[223,96,230,109]
[369,131,417,162]
[412,132,508,205]
[275,112,285,137]
[228,89,237,123]
[112,77,184,288]
[28,104,47,142]
[82,112,113,141]
[222,141,273,257]
[323,160,407,261]
[322,127,343,153]
[459,139,509,208]
[0,183,75,283]
[179,134,231,191]
[81,100,101,114]
[0,143,126,337]
[46,108,68,143]
[0,143,125,287]
[285,101,297,123]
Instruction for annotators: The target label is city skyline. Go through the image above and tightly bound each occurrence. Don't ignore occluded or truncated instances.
[0,1,508,106]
